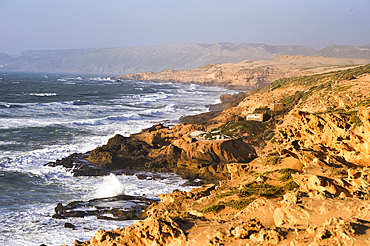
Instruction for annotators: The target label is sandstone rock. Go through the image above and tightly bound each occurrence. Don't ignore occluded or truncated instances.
[85,123,256,183]
[277,110,370,168]
[174,137,256,168]
[155,184,216,215]
[273,206,309,227]
[308,217,368,246]
[226,163,250,180]
[292,173,370,198]
[249,227,284,245]
[292,174,352,197]
[74,215,186,246]
[228,218,264,239]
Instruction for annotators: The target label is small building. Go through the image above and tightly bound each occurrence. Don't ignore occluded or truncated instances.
[246,113,270,122]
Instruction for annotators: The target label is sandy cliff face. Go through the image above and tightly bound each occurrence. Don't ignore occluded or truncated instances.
[116,55,370,90]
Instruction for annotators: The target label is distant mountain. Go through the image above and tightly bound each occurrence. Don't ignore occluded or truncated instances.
[316,45,370,59]
[0,43,369,75]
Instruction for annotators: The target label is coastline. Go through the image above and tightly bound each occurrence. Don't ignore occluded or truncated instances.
[1,73,241,246]
[65,64,370,246]
[114,55,370,91]
[46,89,253,184]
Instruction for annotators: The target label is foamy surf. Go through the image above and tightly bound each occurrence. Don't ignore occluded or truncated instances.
[0,71,238,246]
[94,174,125,198]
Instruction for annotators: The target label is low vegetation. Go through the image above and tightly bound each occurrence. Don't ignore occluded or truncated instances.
[203,168,301,214]
[260,64,370,93]
[199,198,256,214]
[200,113,280,148]
[261,155,281,165]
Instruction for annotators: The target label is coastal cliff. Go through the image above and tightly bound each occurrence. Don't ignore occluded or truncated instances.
[116,55,370,90]
[61,64,370,245]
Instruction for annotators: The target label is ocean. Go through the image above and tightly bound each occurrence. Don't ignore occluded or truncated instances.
[0,71,237,246]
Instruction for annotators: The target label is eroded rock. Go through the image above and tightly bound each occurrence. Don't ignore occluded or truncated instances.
[278,110,370,168]
[52,195,155,221]
[292,172,370,198]
[309,217,370,246]
[85,123,257,183]
[74,215,186,246]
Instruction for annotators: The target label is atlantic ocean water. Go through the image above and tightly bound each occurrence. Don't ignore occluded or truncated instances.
[0,71,237,245]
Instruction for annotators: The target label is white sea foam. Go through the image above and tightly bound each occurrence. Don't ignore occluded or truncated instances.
[94,174,125,198]
[29,93,58,97]
[0,73,240,245]
[89,77,112,81]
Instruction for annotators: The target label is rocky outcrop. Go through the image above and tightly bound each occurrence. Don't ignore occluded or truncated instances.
[66,162,370,246]
[292,170,370,198]
[74,215,186,246]
[72,185,218,246]
[52,195,154,221]
[48,123,257,183]
[308,217,369,246]
[277,110,370,168]
[85,123,257,183]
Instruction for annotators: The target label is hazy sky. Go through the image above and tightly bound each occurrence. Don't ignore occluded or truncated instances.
[0,0,369,55]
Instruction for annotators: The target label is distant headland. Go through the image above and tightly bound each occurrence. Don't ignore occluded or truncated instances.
[1,43,370,75]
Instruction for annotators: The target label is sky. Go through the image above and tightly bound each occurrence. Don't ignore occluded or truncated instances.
[0,0,369,56]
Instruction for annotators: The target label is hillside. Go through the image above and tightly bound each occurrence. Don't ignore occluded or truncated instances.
[1,43,370,75]
[117,55,370,90]
[317,44,370,59]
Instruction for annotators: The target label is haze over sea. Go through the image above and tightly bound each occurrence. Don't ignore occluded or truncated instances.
[0,71,236,246]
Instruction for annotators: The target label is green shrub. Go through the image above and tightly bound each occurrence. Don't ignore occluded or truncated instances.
[278,168,299,181]
[263,155,281,165]
[260,64,370,94]
[224,198,255,210]
[262,129,274,140]
[240,183,283,197]
[336,85,352,91]
[199,204,225,214]
[215,188,239,199]
[349,115,362,128]
[282,179,299,191]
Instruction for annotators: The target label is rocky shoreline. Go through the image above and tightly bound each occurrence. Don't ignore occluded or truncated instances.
[45,91,254,184]
[54,64,370,245]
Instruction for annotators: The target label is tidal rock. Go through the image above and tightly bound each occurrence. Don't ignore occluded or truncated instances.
[52,195,155,221]
[64,222,76,229]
